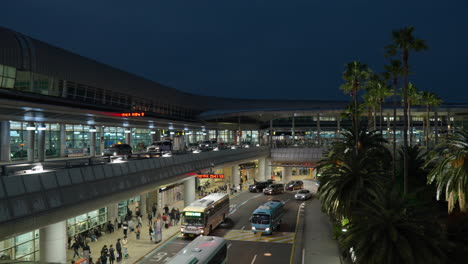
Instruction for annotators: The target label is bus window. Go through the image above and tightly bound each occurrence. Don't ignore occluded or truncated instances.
[252,214,270,225]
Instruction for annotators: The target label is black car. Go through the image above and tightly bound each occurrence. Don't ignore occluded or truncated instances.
[102,144,133,157]
[248,181,269,193]
[263,184,285,195]
[285,180,304,191]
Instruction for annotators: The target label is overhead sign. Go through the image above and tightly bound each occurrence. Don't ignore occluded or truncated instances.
[197,174,225,179]
[120,112,145,117]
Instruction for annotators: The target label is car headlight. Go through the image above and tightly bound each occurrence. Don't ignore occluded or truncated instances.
[252,227,256,230]
[180,227,185,232]
[200,229,204,234]
[265,228,270,231]
[113,152,117,156]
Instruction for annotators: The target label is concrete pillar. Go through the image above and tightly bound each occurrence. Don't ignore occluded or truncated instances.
[317,113,321,145]
[269,120,273,146]
[387,113,391,139]
[336,116,341,138]
[107,203,119,222]
[90,129,96,157]
[125,129,131,146]
[40,221,67,263]
[258,157,266,182]
[27,122,35,162]
[232,164,240,188]
[37,124,46,162]
[282,166,292,184]
[60,124,66,157]
[184,177,196,208]
[265,158,272,181]
[292,115,295,144]
[140,193,147,216]
[99,126,105,155]
[0,121,11,162]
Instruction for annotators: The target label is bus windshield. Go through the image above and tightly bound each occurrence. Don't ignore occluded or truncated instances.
[183,212,204,226]
[252,214,270,225]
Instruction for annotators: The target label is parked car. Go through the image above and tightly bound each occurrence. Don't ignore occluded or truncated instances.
[147,141,172,153]
[263,184,284,195]
[187,143,200,152]
[199,140,217,151]
[249,181,269,193]
[294,189,312,200]
[102,144,132,157]
[285,180,304,191]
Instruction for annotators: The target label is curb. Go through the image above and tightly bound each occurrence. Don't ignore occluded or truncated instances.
[134,228,181,264]
[291,201,306,264]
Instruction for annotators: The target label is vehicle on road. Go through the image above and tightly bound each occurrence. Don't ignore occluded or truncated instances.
[251,199,284,235]
[285,180,304,191]
[181,193,229,238]
[263,183,284,195]
[294,189,312,200]
[248,181,269,193]
[102,144,132,158]
[166,236,228,264]
[199,140,218,151]
[147,141,172,154]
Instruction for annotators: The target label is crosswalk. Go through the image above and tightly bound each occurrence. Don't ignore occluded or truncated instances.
[223,229,295,243]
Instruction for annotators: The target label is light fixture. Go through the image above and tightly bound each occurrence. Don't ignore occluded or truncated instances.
[170,131,175,135]
[150,131,156,134]
[342,228,348,232]
[89,126,97,133]
[37,125,46,131]
[26,125,36,131]
[124,129,131,133]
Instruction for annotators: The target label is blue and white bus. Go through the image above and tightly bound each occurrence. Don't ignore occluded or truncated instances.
[167,236,228,264]
[251,199,284,235]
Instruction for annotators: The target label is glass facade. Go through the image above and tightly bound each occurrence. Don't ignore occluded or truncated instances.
[0,64,16,89]
[118,196,141,221]
[0,230,39,261]
[67,208,107,237]
[9,122,61,160]
[132,128,152,151]
[103,127,126,148]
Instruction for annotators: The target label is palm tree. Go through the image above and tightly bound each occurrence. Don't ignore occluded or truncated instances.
[383,60,403,180]
[374,77,392,134]
[340,188,446,264]
[340,61,372,153]
[407,82,422,145]
[427,129,468,213]
[318,127,390,219]
[362,91,379,131]
[420,91,442,148]
[386,26,428,194]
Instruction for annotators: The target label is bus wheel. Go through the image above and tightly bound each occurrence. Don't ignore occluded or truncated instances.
[209,225,213,234]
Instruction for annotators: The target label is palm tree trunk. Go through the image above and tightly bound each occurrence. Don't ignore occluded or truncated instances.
[392,78,397,181]
[373,106,377,131]
[353,86,359,154]
[408,103,413,145]
[426,105,430,148]
[379,99,383,134]
[403,50,409,195]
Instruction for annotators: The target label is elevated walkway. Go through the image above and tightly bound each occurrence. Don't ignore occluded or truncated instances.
[270,147,323,163]
[0,147,269,239]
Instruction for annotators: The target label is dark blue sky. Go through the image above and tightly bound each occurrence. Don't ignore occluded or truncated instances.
[2,0,468,102]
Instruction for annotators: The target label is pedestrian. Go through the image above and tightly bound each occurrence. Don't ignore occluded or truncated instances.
[163,204,169,215]
[147,212,153,224]
[122,221,128,237]
[71,240,80,258]
[101,245,108,256]
[137,214,143,227]
[152,203,157,217]
[107,221,114,233]
[136,224,141,239]
[109,245,115,264]
[175,208,180,225]
[83,242,91,263]
[149,225,154,241]
[122,236,129,259]
[100,252,107,264]
[115,239,122,262]
[170,208,176,226]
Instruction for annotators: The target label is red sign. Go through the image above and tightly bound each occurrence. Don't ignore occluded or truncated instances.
[197,174,225,179]
[120,112,145,117]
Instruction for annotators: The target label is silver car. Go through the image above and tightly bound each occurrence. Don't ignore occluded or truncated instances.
[294,189,312,200]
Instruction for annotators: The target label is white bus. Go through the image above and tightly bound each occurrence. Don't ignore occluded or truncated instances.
[181,193,229,237]
[167,236,228,264]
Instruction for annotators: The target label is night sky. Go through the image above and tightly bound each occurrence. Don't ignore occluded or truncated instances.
[2,0,468,103]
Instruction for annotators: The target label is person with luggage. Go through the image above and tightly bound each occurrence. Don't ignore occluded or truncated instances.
[122,236,129,259]
[122,221,128,237]
[108,245,115,264]
[136,224,141,239]
[115,239,122,262]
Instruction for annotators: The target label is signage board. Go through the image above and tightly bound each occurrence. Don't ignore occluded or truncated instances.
[197,174,225,179]
[120,112,145,117]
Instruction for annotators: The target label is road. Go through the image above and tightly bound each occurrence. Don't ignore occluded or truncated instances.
[138,188,303,264]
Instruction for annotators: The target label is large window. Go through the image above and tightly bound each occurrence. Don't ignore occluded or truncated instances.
[0,64,16,89]
[103,127,125,148]
[133,128,152,151]
[67,208,107,237]
[0,230,39,261]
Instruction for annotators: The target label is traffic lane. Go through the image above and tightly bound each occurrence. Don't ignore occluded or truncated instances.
[138,236,190,264]
[227,240,292,264]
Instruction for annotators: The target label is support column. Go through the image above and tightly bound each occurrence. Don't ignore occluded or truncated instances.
[40,221,67,263]
[292,115,295,144]
[0,121,11,162]
[125,129,132,146]
[269,120,273,146]
[184,177,196,207]
[107,203,119,222]
[387,112,391,139]
[37,124,46,162]
[265,158,272,181]
[60,124,67,157]
[435,111,439,145]
[258,157,266,182]
[317,113,321,145]
[140,193,147,216]
[232,164,240,189]
[90,128,96,157]
[282,166,292,184]
[336,116,341,138]
[99,126,105,155]
[27,122,35,162]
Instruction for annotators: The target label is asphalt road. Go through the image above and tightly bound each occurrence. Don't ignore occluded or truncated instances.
[138,189,303,264]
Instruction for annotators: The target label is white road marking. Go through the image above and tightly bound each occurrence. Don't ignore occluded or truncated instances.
[241,225,245,230]
[251,254,257,264]
[228,243,232,249]
[302,248,305,264]
[229,194,262,216]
